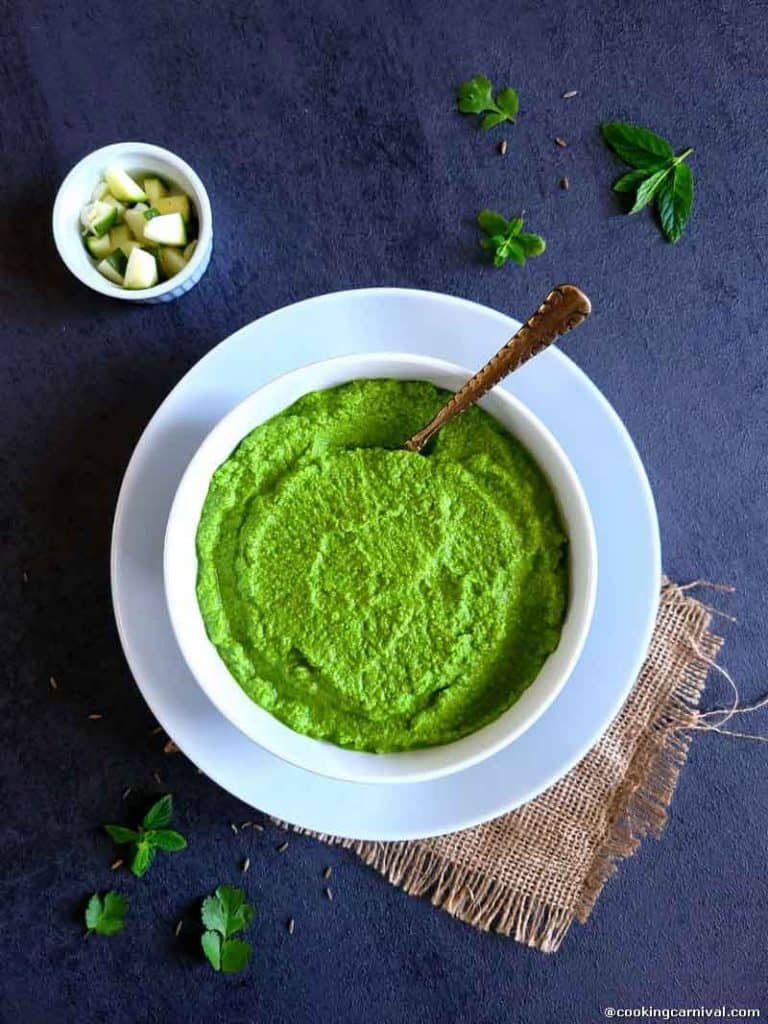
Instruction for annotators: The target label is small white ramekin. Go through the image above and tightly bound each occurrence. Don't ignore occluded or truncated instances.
[164,352,598,785]
[52,142,212,303]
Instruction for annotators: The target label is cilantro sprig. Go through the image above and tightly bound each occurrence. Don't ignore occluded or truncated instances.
[104,794,187,877]
[477,210,546,268]
[85,891,128,936]
[201,886,255,974]
[601,122,694,243]
[457,75,519,131]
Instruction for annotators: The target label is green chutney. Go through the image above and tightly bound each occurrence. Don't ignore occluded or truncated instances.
[195,379,568,752]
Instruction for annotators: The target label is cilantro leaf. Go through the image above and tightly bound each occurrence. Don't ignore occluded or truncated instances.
[146,829,187,851]
[85,891,128,936]
[477,210,545,269]
[201,930,222,971]
[657,162,694,243]
[200,886,255,972]
[104,825,140,845]
[220,939,252,974]
[457,75,518,131]
[142,794,174,829]
[602,122,694,242]
[601,122,674,168]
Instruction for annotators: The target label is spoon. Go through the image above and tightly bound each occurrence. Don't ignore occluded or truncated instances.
[403,284,592,453]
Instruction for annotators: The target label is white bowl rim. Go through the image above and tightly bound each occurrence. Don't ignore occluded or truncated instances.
[52,141,212,302]
[163,351,598,784]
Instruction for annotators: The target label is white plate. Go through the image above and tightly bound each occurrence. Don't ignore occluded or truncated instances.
[111,288,660,841]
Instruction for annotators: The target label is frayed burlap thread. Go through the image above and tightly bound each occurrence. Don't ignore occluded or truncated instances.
[292,579,724,952]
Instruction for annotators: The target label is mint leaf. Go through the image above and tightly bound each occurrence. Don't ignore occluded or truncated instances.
[220,939,251,974]
[201,930,222,971]
[477,210,545,269]
[613,169,658,193]
[457,75,518,130]
[131,839,156,877]
[142,794,173,829]
[104,825,140,845]
[629,166,672,213]
[85,891,128,936]
[601,122,674,168]
[657,162,694,243]
[146,829,187,852]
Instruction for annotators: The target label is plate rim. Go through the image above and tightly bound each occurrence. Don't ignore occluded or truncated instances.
[111,286,661,840]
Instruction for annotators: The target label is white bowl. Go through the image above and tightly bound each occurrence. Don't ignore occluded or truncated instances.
[52,142,212,303]
[164,352,597,784]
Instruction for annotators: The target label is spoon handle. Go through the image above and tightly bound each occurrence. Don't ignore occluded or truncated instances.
[403,284,592,453]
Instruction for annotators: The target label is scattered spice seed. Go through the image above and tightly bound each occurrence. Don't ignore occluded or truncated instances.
[323,866,332,880]
[240,821,253,829]
[252,824,264,832]
[555,137,568,148]
[324,887,333,901]
[242,857,251,873]
[560,176,570,190]
[163,739,179,754]
[230,823,239,835]
[277,841,289,853]
[49,676,58,691]
[287,918,295,935]
[499,139,507,156]
[22,571,29,583]
[175,920,183,937]
[149,725,163,736]
[88,713,103,720]
[562,89,578,99]
[153,771,162,785]
[110,858,124,871]
[122,786,132,800]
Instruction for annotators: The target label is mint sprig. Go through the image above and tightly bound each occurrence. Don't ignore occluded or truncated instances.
[457,75,519,131]
[602,122,694,242]
[104,794,187,877]
[201,886,255,974]
[85,891,128,936]
[477,210,546,268]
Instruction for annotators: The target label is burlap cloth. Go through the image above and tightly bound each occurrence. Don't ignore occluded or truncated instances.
[297,579,724,952]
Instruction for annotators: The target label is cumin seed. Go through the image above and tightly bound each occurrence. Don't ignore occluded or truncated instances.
[230,823,239,835]
[122,786,132,800]
[175,920,183,937]
[22,571,29,583]
[88,713,103,720]
[499,139,507,155]
[163,739,179,754]
[277,841,289,853]
[153,771,162,785]
[252,824,264,832]
[242,857,251,873]
[323,866,332,880]
[562,89,578,99]
[150,725,163,736]
[110,858,124,870]
[555,137,568,148]
[49,676,58,691]
[560,176,570,190]
[324,887,333,901]
[288,918,295,935]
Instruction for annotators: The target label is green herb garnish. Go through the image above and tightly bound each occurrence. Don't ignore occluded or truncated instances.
[104,794,187,877]
[85,891,128,936]
[201,886,255,974]
[477,210,546,268]
[457,75,519,130]
[143,207,161,220]
[601,122,694,243]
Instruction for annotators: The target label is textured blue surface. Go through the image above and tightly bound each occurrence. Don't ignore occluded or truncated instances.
[2,1,767,1021]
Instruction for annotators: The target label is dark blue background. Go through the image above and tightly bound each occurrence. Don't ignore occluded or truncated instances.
[2,1,767,1020]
